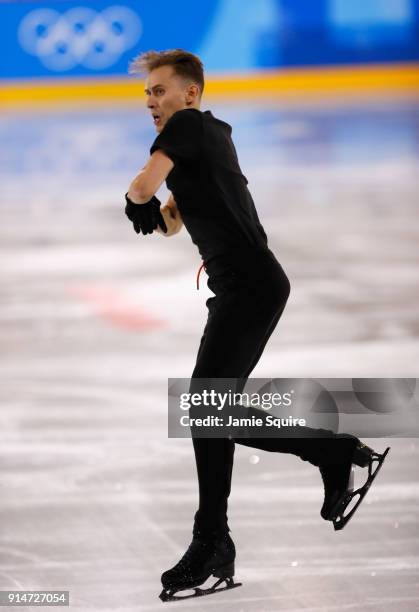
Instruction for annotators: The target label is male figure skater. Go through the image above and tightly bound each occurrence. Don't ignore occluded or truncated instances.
[124,49,389,602]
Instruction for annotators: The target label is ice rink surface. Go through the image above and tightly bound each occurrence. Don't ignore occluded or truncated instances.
[0,95,418,611]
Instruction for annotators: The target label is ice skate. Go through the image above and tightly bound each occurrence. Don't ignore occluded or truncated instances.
[319,434,390,531]
[159,531,241,602]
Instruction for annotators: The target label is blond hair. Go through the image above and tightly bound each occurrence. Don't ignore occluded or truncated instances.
[130,48,204,97]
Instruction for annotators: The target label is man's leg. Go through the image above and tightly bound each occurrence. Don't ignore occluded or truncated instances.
[160,252,292,599]
[159,289,278,600]
[190,284,289,536]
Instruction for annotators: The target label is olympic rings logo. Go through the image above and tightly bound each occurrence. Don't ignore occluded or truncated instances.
[18,5,142,71]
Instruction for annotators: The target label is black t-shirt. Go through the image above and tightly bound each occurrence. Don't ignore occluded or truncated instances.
[150,108,268,265]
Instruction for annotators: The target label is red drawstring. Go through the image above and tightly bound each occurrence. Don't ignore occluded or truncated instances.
[196,262,205,290]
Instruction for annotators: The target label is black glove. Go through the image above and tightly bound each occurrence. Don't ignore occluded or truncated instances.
[124,193,167,235]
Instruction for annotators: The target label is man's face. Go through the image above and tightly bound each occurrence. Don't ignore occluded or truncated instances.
[145,65,196,133]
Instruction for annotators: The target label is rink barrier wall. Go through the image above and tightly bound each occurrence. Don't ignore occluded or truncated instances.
[1,62,418,108]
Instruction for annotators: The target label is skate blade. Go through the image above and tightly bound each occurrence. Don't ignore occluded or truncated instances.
[159,576,242,602]
[331,446,390,531]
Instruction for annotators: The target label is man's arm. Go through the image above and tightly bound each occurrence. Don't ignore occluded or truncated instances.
[127,149,174,203]
[156,193,184,237]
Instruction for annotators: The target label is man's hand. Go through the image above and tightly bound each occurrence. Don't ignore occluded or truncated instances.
[125,193,167,235]
[155,193,184,237]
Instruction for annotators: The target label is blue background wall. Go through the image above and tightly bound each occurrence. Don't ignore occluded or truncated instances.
[1,0,419,81]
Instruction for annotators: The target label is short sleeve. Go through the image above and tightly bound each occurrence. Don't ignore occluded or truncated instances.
[149,109,202,164]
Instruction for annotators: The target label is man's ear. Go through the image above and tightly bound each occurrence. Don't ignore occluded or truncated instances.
[186,83,199,105]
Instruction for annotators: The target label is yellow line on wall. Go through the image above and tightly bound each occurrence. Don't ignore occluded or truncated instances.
[0,62,418,108]
[208,62,419,96]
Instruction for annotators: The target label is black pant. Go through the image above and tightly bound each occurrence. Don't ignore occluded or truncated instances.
[190,247,335,536]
